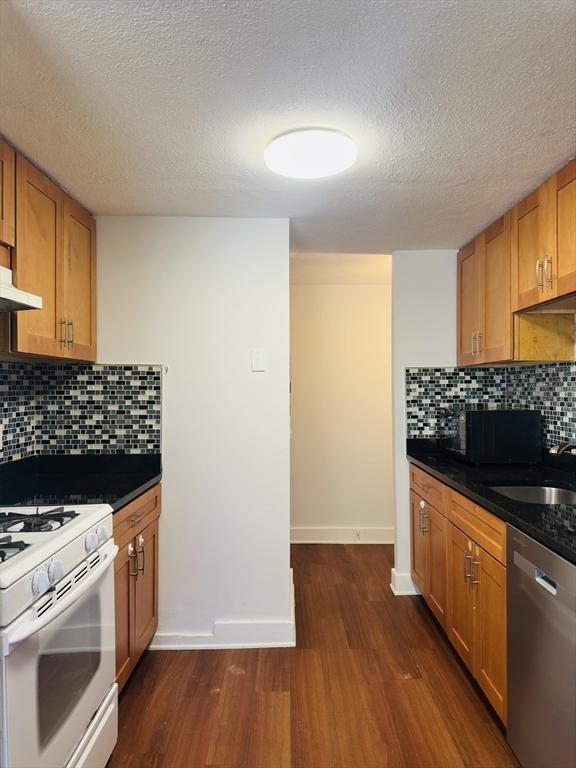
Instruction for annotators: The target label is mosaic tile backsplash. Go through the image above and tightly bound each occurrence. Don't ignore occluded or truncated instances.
[406,363,576,449]
[0,362,161,463]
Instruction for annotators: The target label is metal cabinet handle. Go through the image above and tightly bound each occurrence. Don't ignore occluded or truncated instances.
[476,331,482,354]
[128,542,138,579]
[421,512,429,534]
[471,559,480,585]
[137,534,145,574]
[67,319,73,347]
[59,319,67,346]
[471,331,476,356]
[536,259,544,290]
[463,552,472,580]
[544,257,553,287]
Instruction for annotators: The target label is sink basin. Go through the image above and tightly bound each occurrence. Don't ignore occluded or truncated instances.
[490,486,576,505]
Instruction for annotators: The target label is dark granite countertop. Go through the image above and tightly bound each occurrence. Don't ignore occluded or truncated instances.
[407,440,576,565]
[0,453,162,511]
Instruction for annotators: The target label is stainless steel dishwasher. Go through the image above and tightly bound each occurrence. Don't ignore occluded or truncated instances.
[507,526,576,768]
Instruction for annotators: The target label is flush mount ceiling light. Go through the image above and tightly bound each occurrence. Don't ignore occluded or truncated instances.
[264,129,357,179]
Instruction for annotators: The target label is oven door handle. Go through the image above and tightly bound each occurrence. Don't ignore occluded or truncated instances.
[3,542,118,655]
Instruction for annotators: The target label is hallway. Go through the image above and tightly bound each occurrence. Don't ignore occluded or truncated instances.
[109,545,518,767]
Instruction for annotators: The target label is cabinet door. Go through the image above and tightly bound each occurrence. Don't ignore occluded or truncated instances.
[115,540,138,692]
[555,159,576,298]
[425,504,447,629]
[13,155,64,357]
[511,179,555,310]
[410,491,427,593]
[446,523,475,673]
[134,517,159,658]
[0,138,15,251]
[473,545,507,723]
[457,238,482,365]
[61,195,96,361]
[479,214,512,363]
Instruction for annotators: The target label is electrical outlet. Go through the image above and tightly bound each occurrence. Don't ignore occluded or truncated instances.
[355,529,361,541]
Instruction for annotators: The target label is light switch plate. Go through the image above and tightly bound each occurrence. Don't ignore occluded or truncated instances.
[251,348,266,372]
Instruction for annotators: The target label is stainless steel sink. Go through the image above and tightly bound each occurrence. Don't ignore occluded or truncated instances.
[490,485,576,505]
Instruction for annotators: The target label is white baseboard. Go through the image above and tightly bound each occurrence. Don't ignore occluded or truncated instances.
[290,526,394,544]
[390,567,420,596]
[150,570,296,650]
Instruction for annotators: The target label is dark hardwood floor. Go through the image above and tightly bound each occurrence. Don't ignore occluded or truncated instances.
[108,544,518,768]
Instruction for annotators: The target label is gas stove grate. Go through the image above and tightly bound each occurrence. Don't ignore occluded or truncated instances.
[0,535,31,561]
[0,506,79,534]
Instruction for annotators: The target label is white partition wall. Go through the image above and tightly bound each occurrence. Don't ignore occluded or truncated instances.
[97,217,293,648]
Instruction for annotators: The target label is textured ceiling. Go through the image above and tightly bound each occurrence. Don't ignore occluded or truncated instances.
[1,0,575,253]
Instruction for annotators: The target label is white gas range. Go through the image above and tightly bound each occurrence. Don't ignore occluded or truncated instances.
[0,504,119,768]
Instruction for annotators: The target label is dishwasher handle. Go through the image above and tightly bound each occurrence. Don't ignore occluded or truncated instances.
[535,570,557,596]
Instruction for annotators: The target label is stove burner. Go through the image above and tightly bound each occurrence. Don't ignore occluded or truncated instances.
[0,535,30,562]
[0,506,79,534]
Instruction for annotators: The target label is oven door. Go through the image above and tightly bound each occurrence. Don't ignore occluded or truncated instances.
[1,541,117,768]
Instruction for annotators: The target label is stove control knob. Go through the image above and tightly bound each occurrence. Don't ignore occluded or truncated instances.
[96,525,108,544]
[48,559,65,584]
[85,531,99,554]
[31,569,50,596]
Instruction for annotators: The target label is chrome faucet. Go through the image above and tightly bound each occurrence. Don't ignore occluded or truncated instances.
[549,441,576,455]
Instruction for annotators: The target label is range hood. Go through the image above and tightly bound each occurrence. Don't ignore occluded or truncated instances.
[0,266,42,311]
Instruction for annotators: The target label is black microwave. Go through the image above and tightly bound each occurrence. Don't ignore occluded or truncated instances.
[442,409,542,464]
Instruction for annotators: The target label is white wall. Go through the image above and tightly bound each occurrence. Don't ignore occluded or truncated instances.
[391,250,456,594]
[97,217,293,647]
[290,253,394,543]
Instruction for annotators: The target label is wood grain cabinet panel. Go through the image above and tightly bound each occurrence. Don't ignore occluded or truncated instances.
[473,544,507,723]
[555,159,576,297]
[114,541,137,693]
[447,523,475,673]
[0,138,15,250]
[410,491,427,594]
[426,503,448,627]
[134,517,159,659]
[113,484,161,692]
[61,195,96,360]
[410,476,448,630]
[13,155,63,357]
[457,238,482,365]
[480,213,513,363]
[5,151,96,361]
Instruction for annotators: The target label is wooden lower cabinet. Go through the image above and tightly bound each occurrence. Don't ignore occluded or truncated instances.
[410,490,448,628]
[447,523,476,673]
[410,465,507,723]
[446,522,507,723]
[474,544,507,722]
[410,491,428,593]
[113,484,161,692]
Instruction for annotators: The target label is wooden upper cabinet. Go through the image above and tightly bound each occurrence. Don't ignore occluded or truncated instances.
[0,138,15,250]
[510,158,575,310]
[457,225,512,367]
[11,154,96,361]
[555,159,576,297]
[457,238,482,365]
[61,195,97,360]
[13,155,63,358]
[480,214,512,363]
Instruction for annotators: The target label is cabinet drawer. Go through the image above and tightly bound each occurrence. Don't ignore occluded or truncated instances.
[448,490,506,565]
[409,464,445,511]
[113,483,161,547]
